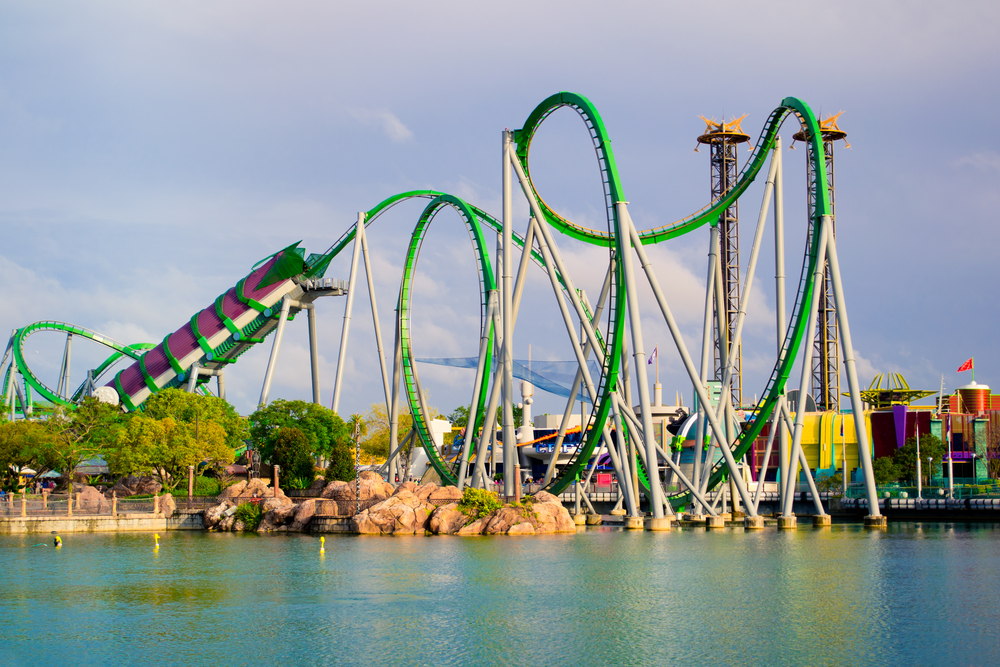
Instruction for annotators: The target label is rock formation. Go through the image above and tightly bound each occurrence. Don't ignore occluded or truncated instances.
[105,475,162,498]
[348,483,576,536]
[76,485,111,513]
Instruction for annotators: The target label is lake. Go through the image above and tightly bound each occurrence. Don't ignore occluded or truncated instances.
[2,524,999,666]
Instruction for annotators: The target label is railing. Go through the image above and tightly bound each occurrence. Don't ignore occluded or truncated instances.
[844,480,1000,500]
[0,493,157,517]
[314,498,381,517]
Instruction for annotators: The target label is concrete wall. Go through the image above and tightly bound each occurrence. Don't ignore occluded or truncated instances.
[0,510,204,534]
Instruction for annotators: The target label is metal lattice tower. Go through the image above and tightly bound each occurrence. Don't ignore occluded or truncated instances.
[697,115,750,408]
[795,114,848,412]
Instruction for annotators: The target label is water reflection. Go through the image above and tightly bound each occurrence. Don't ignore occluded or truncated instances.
[1,525,999,666]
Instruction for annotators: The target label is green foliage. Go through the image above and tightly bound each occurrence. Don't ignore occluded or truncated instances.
[272,427,315,483]
[249,399,349,464]
[233,502,263,531]
[142,388,248,451]
[817,472,843,495]
[324,450,356,482]
[457,487,502,520]
[448,404,523,431]
[192,475,222,496]
[285,476,313,490]
[893,433,946,483]
[43,398,128,495]
[359,402,409,460]
[106,414,234,491]
[873,456,901,485]
[0,420,58,491]
[447,405,470,429]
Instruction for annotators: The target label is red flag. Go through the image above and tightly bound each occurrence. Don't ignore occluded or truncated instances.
[957,358,973,373]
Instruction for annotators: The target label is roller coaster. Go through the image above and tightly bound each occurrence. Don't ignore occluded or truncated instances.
[0,91,884,523]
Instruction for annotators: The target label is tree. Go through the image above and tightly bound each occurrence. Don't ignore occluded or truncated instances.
[142,388,248,451]
[893,433,946,484]
[249,399,351,470]
[0,420,57,491]
[360,402,412,460]
[44,398,127,495]
[106,414,233,491]
[873,456,900,485]
[447,403,523,432]
[271,427,314,483]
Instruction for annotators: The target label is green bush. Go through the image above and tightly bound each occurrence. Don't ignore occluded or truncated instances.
[457,487,502,521]
[817,472,843,494]
[873,457,900,485]
[193,475,222,496]
[324,442,356,482]
[272,427,315,483]
[233,502,264,531]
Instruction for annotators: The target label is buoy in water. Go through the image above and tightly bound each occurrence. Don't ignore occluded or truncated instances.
[320,536,325,554]
[154,533,160,549]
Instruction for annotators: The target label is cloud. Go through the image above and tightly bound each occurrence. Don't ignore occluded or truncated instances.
[349,109,414,143]
[954,151,1000,173]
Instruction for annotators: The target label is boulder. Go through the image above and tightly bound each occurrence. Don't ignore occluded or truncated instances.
[107,475,162,498]
[507,522,536,535]
[350,491,435,535]
[308,477,327,491]
[76,485,110,514]
[482,507,528,535]
[244,477,286,499]
[531,500,576,534]
[217,515,236,532]
[392,481,418,496]
[427,485,463,505]
[259,504,297,532]
[232,520,246,532]
[456,518,486,536]
[428,503,468,535]
[202,501,232,530]
[414,482,439,501]
[321,481,353,500]
[290,499,317,532]
[159,493,176,519]
[358,471,394,500]
[261,496,293,512]
[532,490,561,505]
[217,480,248,500]
[322,473,393,502]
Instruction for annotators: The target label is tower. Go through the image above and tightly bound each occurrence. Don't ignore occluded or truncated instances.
[794,113,849,413]
[697,115,750,408]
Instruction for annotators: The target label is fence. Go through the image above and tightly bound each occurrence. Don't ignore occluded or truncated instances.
[0,493,156,517]
[844,480,1000,500]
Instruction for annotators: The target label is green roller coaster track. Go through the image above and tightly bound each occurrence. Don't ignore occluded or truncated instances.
[4,92,831,509]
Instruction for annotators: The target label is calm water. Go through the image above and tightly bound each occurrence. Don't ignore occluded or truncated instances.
[2,524,999,666]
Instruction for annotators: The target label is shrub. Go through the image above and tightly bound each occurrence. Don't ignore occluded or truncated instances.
[193,475,222,496]
[457,487,502,520]
[272,427,315,483]
[324,440,356,483]
[873,457,900,485]
[233,502,264,531]
[817,472,843,495]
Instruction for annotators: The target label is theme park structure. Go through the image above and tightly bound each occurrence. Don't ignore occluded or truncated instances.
[0,92,884,526]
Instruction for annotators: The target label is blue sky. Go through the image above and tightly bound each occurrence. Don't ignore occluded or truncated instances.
[1,1,998,418]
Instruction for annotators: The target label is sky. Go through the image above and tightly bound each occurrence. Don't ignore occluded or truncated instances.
[1,1,998,420]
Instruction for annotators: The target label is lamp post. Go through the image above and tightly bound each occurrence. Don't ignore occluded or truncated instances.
[916,425,922,500]
[971,453,978,488]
